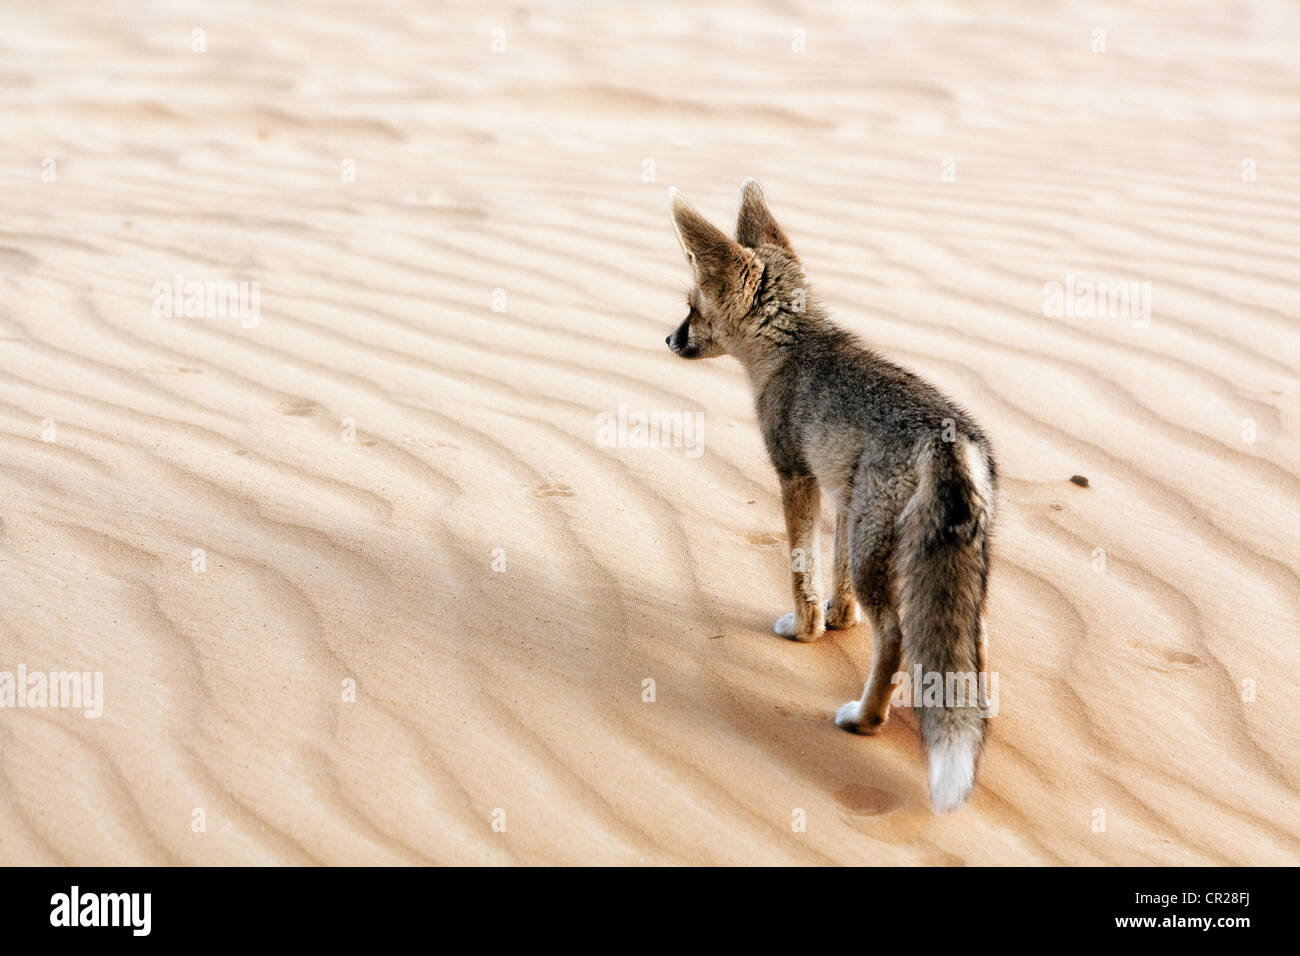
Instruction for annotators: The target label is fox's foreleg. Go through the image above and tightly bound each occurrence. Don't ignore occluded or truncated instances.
[773,473,825,642]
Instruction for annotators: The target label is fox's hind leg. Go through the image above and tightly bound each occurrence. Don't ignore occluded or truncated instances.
[836,606,902,734]
[835,505,903,734]
[772,473,825,643]
[824,499,861,630]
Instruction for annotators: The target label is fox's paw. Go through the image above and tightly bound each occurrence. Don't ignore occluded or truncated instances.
[835,701,886,735]
[773,611,797,637]
[774,609,824,643]
[824,597,860,630]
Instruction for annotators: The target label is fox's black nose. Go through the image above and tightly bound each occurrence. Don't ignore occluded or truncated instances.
[665,334,672,346]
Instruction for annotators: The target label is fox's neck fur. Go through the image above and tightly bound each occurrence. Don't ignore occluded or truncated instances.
[727,260,832,393]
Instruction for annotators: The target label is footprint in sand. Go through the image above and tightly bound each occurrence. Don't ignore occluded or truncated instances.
[277,399,321,417]
[834,783,902,816]
[532,481,575,499]
[1130,640,1206,670]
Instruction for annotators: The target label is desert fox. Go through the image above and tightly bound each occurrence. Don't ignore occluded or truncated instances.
[665,180,997,812]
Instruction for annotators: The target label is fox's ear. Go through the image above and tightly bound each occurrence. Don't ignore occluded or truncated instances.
[735,178,794,254]
[670,187,760,303]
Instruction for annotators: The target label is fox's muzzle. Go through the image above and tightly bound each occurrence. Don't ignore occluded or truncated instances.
[666,316,698,358]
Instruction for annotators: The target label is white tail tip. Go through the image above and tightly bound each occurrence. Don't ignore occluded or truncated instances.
[928,738,977,813]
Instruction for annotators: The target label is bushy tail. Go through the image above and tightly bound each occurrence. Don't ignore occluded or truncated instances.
[895,437,994,813]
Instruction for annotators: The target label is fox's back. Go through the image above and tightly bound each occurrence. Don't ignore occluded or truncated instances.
[757,324,992,498]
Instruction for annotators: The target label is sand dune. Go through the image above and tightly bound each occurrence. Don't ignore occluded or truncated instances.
[0,0,1297,864]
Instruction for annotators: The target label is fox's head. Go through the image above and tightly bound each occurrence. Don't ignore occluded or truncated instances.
[665,179,809,361]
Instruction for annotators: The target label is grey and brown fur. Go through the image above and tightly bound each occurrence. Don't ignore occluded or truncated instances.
[665,180,997,812]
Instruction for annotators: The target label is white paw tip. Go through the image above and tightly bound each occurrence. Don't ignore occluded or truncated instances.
[835,702,862,726]
[773,611,796,637]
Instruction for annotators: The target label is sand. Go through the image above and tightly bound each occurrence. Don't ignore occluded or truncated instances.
[0,1,1297,865]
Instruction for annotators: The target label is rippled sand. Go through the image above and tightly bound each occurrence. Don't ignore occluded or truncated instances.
[0,1,1297,864]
